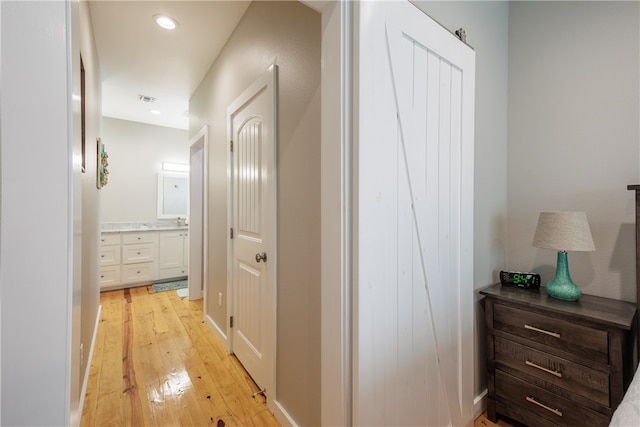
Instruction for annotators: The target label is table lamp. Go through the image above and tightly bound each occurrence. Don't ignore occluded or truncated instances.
[532,212,595,301]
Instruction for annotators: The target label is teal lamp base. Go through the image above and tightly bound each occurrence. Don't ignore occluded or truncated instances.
[545,251,582,301]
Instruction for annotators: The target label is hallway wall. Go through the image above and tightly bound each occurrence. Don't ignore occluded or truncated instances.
[77,0,102,422]
[0,2,103,424]
[189,1,321,425]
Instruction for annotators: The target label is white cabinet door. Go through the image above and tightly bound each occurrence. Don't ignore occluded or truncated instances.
[100,245,120,266]
[159,231,184,269]
[100,233,120,246]
[99,265,121,288]
[122,263,154,284]
[182,232,189,268]
[158,231,188,279]
[122,232,157,245]
[356,1,475,426]
[121,243,155,264]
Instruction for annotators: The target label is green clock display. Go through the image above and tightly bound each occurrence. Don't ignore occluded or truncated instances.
[500,271,541,289]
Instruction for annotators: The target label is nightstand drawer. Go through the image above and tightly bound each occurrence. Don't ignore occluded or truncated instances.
[495,336,609,406]
[493,303,608,363]
[481,284,637,427]
[495,370,609,426]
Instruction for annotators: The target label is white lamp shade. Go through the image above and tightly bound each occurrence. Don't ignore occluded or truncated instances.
[532,211,595,252]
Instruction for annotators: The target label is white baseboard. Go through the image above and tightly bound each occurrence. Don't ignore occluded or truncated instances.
[71,304,102,427]
[204,313,230,352]
[474,388,488,419]
[273,399,298,427]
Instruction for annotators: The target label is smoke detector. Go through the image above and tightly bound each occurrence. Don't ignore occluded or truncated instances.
[138,95,156,103]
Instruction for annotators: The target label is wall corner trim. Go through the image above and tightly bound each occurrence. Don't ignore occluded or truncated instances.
[473,388,488,419]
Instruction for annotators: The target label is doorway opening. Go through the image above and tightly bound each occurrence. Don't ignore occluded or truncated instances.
[188,126,208,301]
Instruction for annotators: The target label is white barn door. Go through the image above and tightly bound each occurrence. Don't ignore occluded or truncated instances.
[356,2,475,426]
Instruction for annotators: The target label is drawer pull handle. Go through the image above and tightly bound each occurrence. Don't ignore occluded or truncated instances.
[525,360,562,378]
[524,324,560,339]
[526,396,562,417]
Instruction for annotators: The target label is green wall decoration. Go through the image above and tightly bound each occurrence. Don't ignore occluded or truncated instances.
[97,138,109,189]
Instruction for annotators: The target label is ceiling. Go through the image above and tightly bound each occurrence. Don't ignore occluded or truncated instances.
[89,0,252,130]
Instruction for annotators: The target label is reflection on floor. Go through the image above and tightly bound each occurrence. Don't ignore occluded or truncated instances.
[80,286,279,427]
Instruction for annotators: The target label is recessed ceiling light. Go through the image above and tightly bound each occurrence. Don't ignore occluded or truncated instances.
[154,14,178,30]
[150,109,162,115]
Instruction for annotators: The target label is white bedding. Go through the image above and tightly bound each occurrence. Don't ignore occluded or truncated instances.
[611,365,640,426]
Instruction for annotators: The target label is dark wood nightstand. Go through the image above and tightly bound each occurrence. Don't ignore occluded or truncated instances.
[480,284,637,427]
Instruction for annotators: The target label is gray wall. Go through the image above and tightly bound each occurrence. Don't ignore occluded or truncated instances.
[414,0,509,402]
[507,1,640,302]
[189,1,321,425]
[414,0,640,405]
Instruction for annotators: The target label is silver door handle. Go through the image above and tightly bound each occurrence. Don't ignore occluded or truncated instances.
[255,252,267,263]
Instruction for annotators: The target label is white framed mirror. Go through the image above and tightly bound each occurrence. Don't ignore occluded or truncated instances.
[157,172,188,219]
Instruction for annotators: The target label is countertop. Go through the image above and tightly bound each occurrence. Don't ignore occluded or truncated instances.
[101,222,189,233]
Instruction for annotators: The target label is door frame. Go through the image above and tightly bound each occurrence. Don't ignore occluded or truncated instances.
[226,64,278,411]
[188,125,208,301]
[305,1,353,426]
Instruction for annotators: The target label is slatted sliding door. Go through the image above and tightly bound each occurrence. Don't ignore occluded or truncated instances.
[356,2,475,426]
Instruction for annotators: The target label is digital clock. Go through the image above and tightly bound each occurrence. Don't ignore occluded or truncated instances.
[500,270,541,289]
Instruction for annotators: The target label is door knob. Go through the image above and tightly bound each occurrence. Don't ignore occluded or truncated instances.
[255,252,267,263]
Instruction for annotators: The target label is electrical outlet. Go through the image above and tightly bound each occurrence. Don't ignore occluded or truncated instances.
[218,292,223,306]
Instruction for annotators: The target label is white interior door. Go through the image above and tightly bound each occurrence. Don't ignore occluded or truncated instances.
[228,65,277,404]
[356,2,475,426]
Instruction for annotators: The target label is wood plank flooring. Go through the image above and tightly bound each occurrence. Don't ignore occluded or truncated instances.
[82,285,514,427]
[474,412,517,427]
[80,286,280,427]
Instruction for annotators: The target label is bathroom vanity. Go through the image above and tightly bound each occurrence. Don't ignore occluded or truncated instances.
[100,222,188,290]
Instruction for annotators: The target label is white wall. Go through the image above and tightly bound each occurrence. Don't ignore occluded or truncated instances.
[1,1,74,424]
[77,0,102,423]
[1,1,102,424]
[414,0,509,405]
[101,117,189,223]
[507,1,640,302]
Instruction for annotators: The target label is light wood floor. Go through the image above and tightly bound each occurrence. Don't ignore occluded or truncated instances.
[82,285,513,427]
[80,286,280,427]
[474,412,516,427]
